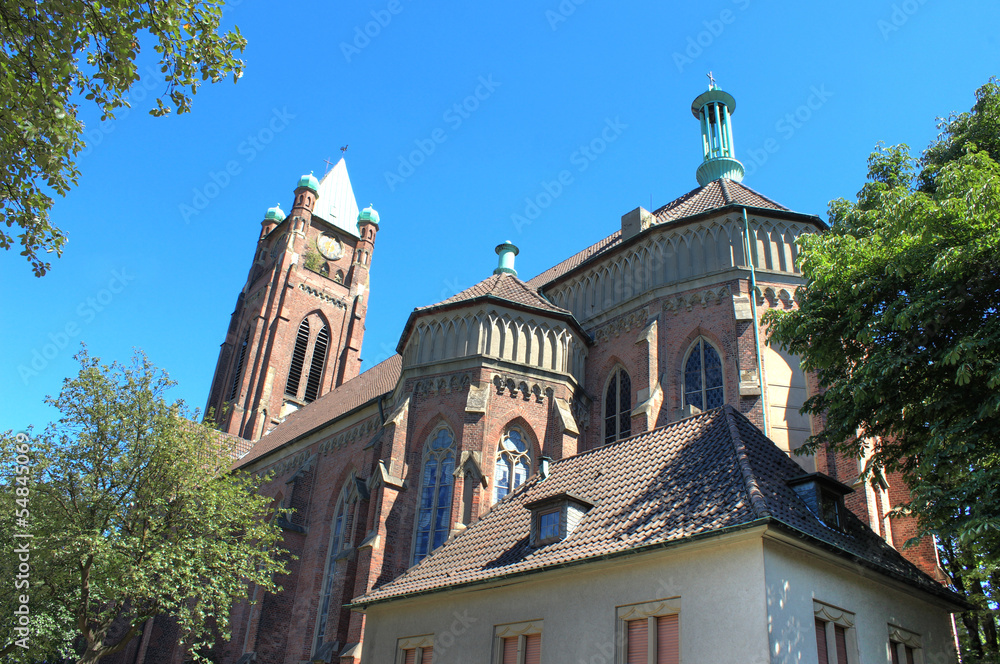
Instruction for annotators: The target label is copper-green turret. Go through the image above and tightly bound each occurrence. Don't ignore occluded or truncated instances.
[691,74,745,186]
[494,241,519,276]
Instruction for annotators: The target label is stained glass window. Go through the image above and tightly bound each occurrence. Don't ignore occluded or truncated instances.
[684,339,724,411]
[604,367,632,445]
[413,428,455,564]
[314,483,356,653]
[494,428,531,503]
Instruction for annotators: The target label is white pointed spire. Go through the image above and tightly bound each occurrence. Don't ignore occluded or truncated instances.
[311,157,361,237]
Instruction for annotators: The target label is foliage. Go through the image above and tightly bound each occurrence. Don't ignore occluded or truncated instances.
[303,245,325,274]
[765,79,1000,661]
[0,348,289,663]
[0,0,246,276]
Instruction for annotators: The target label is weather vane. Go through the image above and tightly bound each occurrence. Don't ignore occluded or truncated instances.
[340,144,349,154]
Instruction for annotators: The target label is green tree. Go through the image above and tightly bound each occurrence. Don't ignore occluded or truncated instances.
[1,0,246,276]
[0,349,288,663]
[765,79,1000,661]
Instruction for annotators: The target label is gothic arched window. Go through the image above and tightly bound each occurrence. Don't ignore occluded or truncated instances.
[285,316,331,402]
[304,325,330,403]
[285,319,310,397]
[228,326,251,401]
[494,427,531,503]
[413,428,455,565]
[314,481,358,654]
[684,338,724,411]
[604,366,632,445]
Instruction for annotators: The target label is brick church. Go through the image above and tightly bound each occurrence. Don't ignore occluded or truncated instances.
[120,83,961,663]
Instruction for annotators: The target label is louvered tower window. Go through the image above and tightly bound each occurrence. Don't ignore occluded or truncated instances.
[304,325,329,403]
[228,327,251,401]
[285,319,310,397]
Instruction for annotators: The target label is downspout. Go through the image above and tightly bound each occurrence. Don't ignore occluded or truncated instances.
[742,208,768,435]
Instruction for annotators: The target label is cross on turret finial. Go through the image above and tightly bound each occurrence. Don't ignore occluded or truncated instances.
[707,71,716,90]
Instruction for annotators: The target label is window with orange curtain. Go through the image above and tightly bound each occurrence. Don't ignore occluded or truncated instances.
[617,600,680,664]
[396,636,434,664]
[814,602,857,664]
[624,615,678,664]
[494,621,543,664]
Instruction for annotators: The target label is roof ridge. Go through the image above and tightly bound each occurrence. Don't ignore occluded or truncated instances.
[722,405,772,519]
[234,353,402,468]
[651,184,706,215]
[730,180,790,211]
[718,178,732,204]
[419,272,569,314]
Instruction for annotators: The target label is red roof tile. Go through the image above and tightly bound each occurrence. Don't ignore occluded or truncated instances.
[417,272,570,315]
[235,354,402,468]
[525,180,790,289]
[353,406,961,608]
[652,178,788,224]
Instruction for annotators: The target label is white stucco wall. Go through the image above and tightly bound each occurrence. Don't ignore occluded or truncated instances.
[762,536,958,664]
[358,530,772,664]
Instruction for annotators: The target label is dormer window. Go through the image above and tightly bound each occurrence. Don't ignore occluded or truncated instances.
[787,473,854,531]
[525,492,594,547]
[537,508,560,540]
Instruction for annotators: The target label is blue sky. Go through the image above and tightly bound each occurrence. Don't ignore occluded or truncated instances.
[2,0,997,433]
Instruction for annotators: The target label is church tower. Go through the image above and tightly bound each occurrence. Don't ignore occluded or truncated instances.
[205,159,379,442]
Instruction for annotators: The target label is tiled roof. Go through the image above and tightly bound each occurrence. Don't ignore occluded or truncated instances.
[235,354,402,468]
[219,429,254,460]
[354,406,961,607]
[652,178,788,224]
[525,179,790,289]
[178,419,254,461]
[524,231,622,289]
[416,272,570,316]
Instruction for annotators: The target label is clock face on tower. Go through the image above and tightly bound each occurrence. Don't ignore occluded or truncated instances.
[317,233,344,260]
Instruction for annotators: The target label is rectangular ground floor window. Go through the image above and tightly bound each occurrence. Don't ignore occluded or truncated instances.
[814,601,857,664]
[616,597,680,664]
[397,634,434,664]
[493,620,543,664]
[888,625,923,664]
